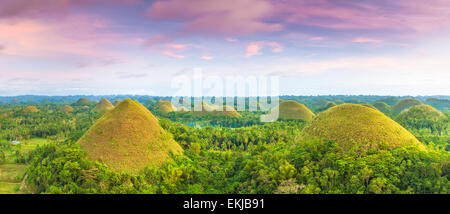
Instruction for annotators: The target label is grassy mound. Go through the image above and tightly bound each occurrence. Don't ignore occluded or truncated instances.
[373,102,391,114]
[77,99,182,173]
[92,98,114,114]
[156,100,175,114]
[396,105,445,127]
[74,98,90,106]
[60,105,74,113]
[302,104,425,152]
[275,100,315,121]
[23,106,39,114]
[192,102,241,117]
[392,98,423,115]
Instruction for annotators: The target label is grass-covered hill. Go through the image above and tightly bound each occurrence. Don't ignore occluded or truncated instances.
[22,106,39,114]
[73,98,91,106]
[372,102,392,115]
[92,98,114,114]
[392,98,423,115]
[275,100,315,121]
[156,100,176,114]
[191,101,241,117]
[77,99,182,173]
[302,104,425,152]
[60,105,74,113]
[396,105,446,131]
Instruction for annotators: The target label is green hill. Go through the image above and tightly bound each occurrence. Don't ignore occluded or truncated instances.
[372,102,391,115]
[392,98,423,115]
[74,98,91,106]
[274,100,315,121]
[396,105,445,129]
[77,99,182,173]
[23,106,39,114]
[302,104,425,152]
[192,101,241,117]
[60,105,74,113]
[92,98,114,114]
[156,100,175,114]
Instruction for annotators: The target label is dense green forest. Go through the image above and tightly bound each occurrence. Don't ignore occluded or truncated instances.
[0,95,448,194]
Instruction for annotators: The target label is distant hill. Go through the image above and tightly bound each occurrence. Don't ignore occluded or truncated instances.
[372,102,391,115]
[275,100,315,121]
[425,98,450,111]
[156,100,176,114]
[77,99,182,173]
[396,105,446,131]
[60,105,74,113]
[22,106,40,114]
[392,98,423,115]
[92,98,114,114]
[74,98,91,106]
[302,104,425,152]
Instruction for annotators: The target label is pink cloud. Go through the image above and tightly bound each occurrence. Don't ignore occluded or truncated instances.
[245,41,282,57]
[0,14,129,65]
[309,37,325,41]
[201,56,214,60]
[160,51,185,59]
[273,0,450,32]
[143,34,174,47]
[0,0,142,19]
[225,37,238,42]
[352,38,383,44]
[147,0,282,35]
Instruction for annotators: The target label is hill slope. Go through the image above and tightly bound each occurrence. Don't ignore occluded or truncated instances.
[302,104,424,151]
[77,99,182,173]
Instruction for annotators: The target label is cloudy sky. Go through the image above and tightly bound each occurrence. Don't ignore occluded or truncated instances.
[0,0,449,96]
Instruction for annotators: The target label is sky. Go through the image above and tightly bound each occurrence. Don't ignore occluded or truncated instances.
[0,0,449,96]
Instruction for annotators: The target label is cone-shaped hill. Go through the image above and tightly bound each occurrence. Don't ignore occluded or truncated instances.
[392,98,423,115]
[92,98,114,114]
[23,106,40,114]
[74,98,91,106]
[396,105,445,126]
[77,99,182,173]
[373,102,391,114]
[156,100,176,114]
[302,104,425,152]
[60,105,74,113]
[192,101,241,117]
[274,100,315,121]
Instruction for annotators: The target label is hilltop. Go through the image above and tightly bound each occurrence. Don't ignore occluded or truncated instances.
[392,98,423,115]
[156,100,176,114]
[191,101,241,117]
[302,104,425,152]
[74,98,91,106]
[22,106,39,114]
[92,98,114,114]
[396,105,445,130]
[77,99,182,173]
[60,105,74,113]
[275,100,315,121]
